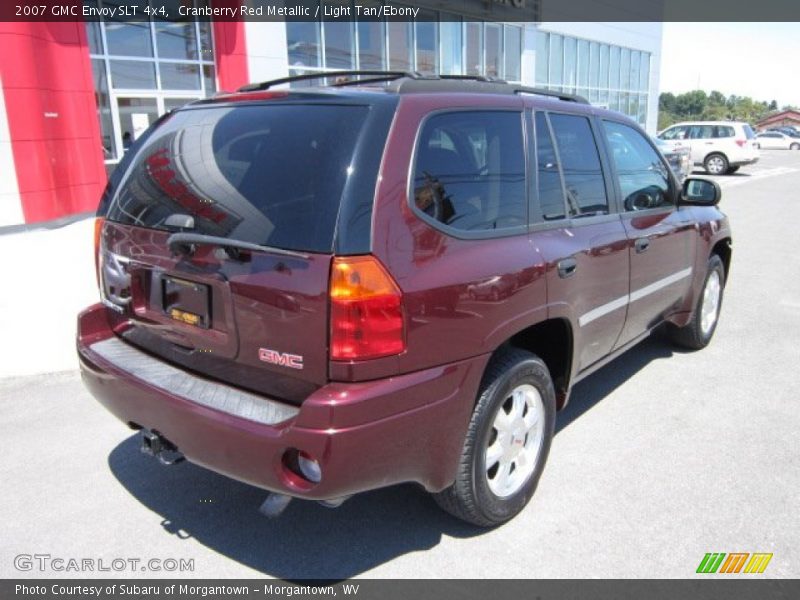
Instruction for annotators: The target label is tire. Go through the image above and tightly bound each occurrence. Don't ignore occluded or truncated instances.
[667,255,725,350]
[433,347,556,527]
[704,153,729,175]
[791,143,800,150]
[754,143,761,149]
[726,166,740,174]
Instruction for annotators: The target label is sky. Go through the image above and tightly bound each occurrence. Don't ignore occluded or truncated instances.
[660,22,800,107]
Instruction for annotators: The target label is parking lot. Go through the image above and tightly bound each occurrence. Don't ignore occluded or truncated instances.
[1,150,798,580]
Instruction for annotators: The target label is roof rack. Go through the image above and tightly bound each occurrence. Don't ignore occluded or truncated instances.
[238,70,424,92]
[237,71,589,104]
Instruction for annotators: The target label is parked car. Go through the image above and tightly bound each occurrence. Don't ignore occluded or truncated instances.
[78,72,732,527]
[658,121,759,175]
[766,127,800,138]
[654,137,692,181]
[756,131,800,150]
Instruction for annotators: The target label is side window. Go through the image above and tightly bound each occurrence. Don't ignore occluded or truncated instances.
[412,111,526,232]
[689,125,714,139]
[534,112,566,221]
[714,126,734,138]
[548,114,609,217]
[603,120,674,212]
[661,126,687,140]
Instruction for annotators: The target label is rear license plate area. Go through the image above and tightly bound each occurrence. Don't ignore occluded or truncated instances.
[162,276,210,328]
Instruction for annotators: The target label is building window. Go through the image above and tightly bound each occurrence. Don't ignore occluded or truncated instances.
[282,15,523,89]
[415,12,438,74]
[504,25,522,83]
[323,1,355,69]
[357,11,385,70]
[287,22,321,69]
[440,18,463,75]
[484,23,502,78]
[535,32,651,125]
[388,21,413,71]
[465,22,483,76]
[86,1,217,165]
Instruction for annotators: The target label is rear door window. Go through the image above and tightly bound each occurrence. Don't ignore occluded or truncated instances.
[688,125,714,139]
[106,104,369,253]
[412,111,526,232]
[534,112,567,221]
[548,113,609,217]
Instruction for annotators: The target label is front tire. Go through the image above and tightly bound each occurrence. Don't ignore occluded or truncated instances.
[704,153,729,175]
[433,347,556,527]
[667,255,725,350]
[791,143,800,150]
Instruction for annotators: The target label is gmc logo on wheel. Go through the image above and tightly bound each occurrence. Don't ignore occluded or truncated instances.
[258,348,304,370]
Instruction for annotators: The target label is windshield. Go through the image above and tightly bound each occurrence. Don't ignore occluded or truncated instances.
[105,104,369,253]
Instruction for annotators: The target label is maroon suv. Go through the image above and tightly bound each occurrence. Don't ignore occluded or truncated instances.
[77,72,731,526]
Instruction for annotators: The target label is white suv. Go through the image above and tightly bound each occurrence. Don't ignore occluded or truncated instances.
[658,121,760,175]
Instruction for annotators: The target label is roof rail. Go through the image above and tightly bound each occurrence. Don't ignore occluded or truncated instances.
[238,70,423,92]
[236,71,590,104]
[513,86,589,104]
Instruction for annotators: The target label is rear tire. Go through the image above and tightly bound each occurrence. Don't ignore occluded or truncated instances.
[791,143,800,150]
[704,153,729,175]
[433,347,556,527]
[667,255,725,350]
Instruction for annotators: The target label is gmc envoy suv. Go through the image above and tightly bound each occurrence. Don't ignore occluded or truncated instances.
[78,72,731,526]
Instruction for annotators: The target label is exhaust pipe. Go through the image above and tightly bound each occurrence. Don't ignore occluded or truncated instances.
[140,429,184,465]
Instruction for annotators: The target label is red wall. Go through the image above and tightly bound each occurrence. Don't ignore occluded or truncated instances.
[0,21,106,223]
[212,1,249,92]
[0,11,249,224]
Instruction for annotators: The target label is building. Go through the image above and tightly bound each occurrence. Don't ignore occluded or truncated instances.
[755,109,800,132]
[0,2,662,227]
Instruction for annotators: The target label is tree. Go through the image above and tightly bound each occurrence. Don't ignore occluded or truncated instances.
[658,90,777,129]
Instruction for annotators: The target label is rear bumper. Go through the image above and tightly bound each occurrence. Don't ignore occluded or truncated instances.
[77,304,487,500]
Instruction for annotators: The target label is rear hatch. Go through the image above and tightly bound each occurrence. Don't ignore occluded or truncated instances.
[98,96,388,404]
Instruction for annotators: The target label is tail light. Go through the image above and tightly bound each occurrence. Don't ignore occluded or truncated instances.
[329,256,405,361]
[93,216,105,285]
[735,139,747,147]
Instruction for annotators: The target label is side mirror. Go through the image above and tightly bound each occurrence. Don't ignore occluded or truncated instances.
[681,177,721,206]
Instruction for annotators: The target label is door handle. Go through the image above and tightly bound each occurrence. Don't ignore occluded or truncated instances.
[557,257,578,279]
[634,237,651,253]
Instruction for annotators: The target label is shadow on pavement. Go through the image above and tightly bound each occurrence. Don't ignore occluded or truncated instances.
[108,335,675,579]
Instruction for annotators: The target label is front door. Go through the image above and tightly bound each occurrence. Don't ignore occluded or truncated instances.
[601,119,697,347]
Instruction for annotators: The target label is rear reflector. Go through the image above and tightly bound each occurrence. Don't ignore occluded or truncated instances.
[329,256,405,361]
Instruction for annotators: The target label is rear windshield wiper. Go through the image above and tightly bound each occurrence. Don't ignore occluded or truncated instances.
[166,233,309,260]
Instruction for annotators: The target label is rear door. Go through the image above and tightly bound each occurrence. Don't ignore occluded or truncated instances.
[601,119,697,347]
[531,111,629,370]
[98,100,385,403]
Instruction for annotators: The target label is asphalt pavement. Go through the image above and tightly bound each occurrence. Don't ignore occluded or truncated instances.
[1,150,798,579]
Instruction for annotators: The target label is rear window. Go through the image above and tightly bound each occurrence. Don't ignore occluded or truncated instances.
[105,104,369,253]
[743,124,756,139]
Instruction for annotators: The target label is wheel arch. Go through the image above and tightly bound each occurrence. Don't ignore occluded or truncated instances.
[711,237,732,282]
[487,318,574,411]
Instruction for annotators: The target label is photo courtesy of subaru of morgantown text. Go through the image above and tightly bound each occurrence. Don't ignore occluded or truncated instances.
[78,72,731,526]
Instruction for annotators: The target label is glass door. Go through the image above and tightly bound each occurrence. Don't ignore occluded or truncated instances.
[115,96,159,155]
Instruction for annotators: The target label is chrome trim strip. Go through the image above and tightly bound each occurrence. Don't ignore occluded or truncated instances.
[89,337,299,425]
[578,267,693,328]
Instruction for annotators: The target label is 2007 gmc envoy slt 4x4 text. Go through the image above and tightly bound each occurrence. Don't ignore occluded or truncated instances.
[78,72,731,526]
